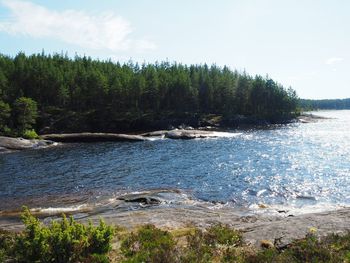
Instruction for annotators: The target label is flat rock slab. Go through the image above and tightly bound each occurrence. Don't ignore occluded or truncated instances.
[93,207,350,249]
[240,208,350,248]
[0,136,56,152]
[41,133,147,142]
[41,130,241,142]
[1,187,350,249]
[297,113,330,123]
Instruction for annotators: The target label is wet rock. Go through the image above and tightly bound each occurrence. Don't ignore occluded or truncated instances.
[165,129,218,139]
[121,197,161,205]
[117,191,165,206]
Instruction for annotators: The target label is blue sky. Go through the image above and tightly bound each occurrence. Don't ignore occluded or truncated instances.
[0,0,349,99]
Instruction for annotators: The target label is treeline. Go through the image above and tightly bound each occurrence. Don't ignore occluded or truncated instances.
[0,52,298,135]
[300,98,350,110]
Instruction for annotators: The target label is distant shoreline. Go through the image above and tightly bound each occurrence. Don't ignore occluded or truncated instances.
[0,113,327,152]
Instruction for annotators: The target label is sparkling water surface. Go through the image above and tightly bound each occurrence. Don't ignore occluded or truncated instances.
[1,110,350,213]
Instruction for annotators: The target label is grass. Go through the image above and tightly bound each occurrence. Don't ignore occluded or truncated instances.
[1,209,350,262]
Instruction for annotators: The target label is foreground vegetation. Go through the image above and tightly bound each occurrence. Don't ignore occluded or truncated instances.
[2,208,350,262]
[0,52,299,136]
[0,207,114,263]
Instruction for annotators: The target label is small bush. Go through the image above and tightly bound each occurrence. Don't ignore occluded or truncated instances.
[0,126,13,137]
[244,248,283,263]
[0,249,5,262]
[0,229,15,252]
[205,224,242,247]
[22,129,39,139]
[284,233,331,262]
[120,224,176,263]
[14,206,114,263]
[181,224,242,263]
[244,232,350,263]
[181,228,213,263]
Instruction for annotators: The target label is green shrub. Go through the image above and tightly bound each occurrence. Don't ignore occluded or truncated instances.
[244,232,350,263]
[85,253,110,263]
[284,233,331,262]
[205,224,242,247]
[87,219,114,255]
[0,249,5,262]
[222,248,246,263]
[180,224,242,263]
[181,228,213,263]
[0,229,15,262]
[14,209,51,262]
[120,224,176,263]
[0,229,15,252]
[22,129,39,139]
[14,207,114,263]
[244,248,283,263]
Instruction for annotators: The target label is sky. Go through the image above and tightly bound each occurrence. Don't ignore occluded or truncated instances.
[0,0,349,99]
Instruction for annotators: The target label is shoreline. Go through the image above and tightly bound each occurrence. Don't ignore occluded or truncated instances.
[0,112,327,151]
[0,189,349,248]
[1,202,350,249]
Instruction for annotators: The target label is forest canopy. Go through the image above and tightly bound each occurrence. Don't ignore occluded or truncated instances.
[0,52,299,135]
[300,98,350,110]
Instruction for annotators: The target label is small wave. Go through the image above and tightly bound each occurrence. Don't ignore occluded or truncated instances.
[211,132,242,138]
[248,202,349,217]
[145,136,165,141]
[30,204,90,214]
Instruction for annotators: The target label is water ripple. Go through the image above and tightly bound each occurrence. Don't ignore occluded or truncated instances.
[1,110,350,213]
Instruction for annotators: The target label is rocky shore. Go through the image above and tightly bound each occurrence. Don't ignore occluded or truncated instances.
[83,192,350,249]
[1,203,349,249]
[0,113,325,152]
[0,136,57,153]
[0,190,349,249]
[296,112,330,123]
[40,129,240,142]
[0,130,237,152]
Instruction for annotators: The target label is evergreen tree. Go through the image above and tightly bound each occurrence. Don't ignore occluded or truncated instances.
[0,52,299,134]
[0,100,11,134]
[13,97,38,135]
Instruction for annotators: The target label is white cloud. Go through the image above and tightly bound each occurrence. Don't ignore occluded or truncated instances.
[0,0,156,52]
[325,57,344,65]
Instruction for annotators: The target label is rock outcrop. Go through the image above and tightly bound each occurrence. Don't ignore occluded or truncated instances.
[41,133,147,142]
[165,129,216,139]
[1,188,349,249]
[41,130,240,142]
[0,136,56,153]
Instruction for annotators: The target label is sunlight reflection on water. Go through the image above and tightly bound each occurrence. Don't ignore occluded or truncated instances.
[1,110,350,214]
